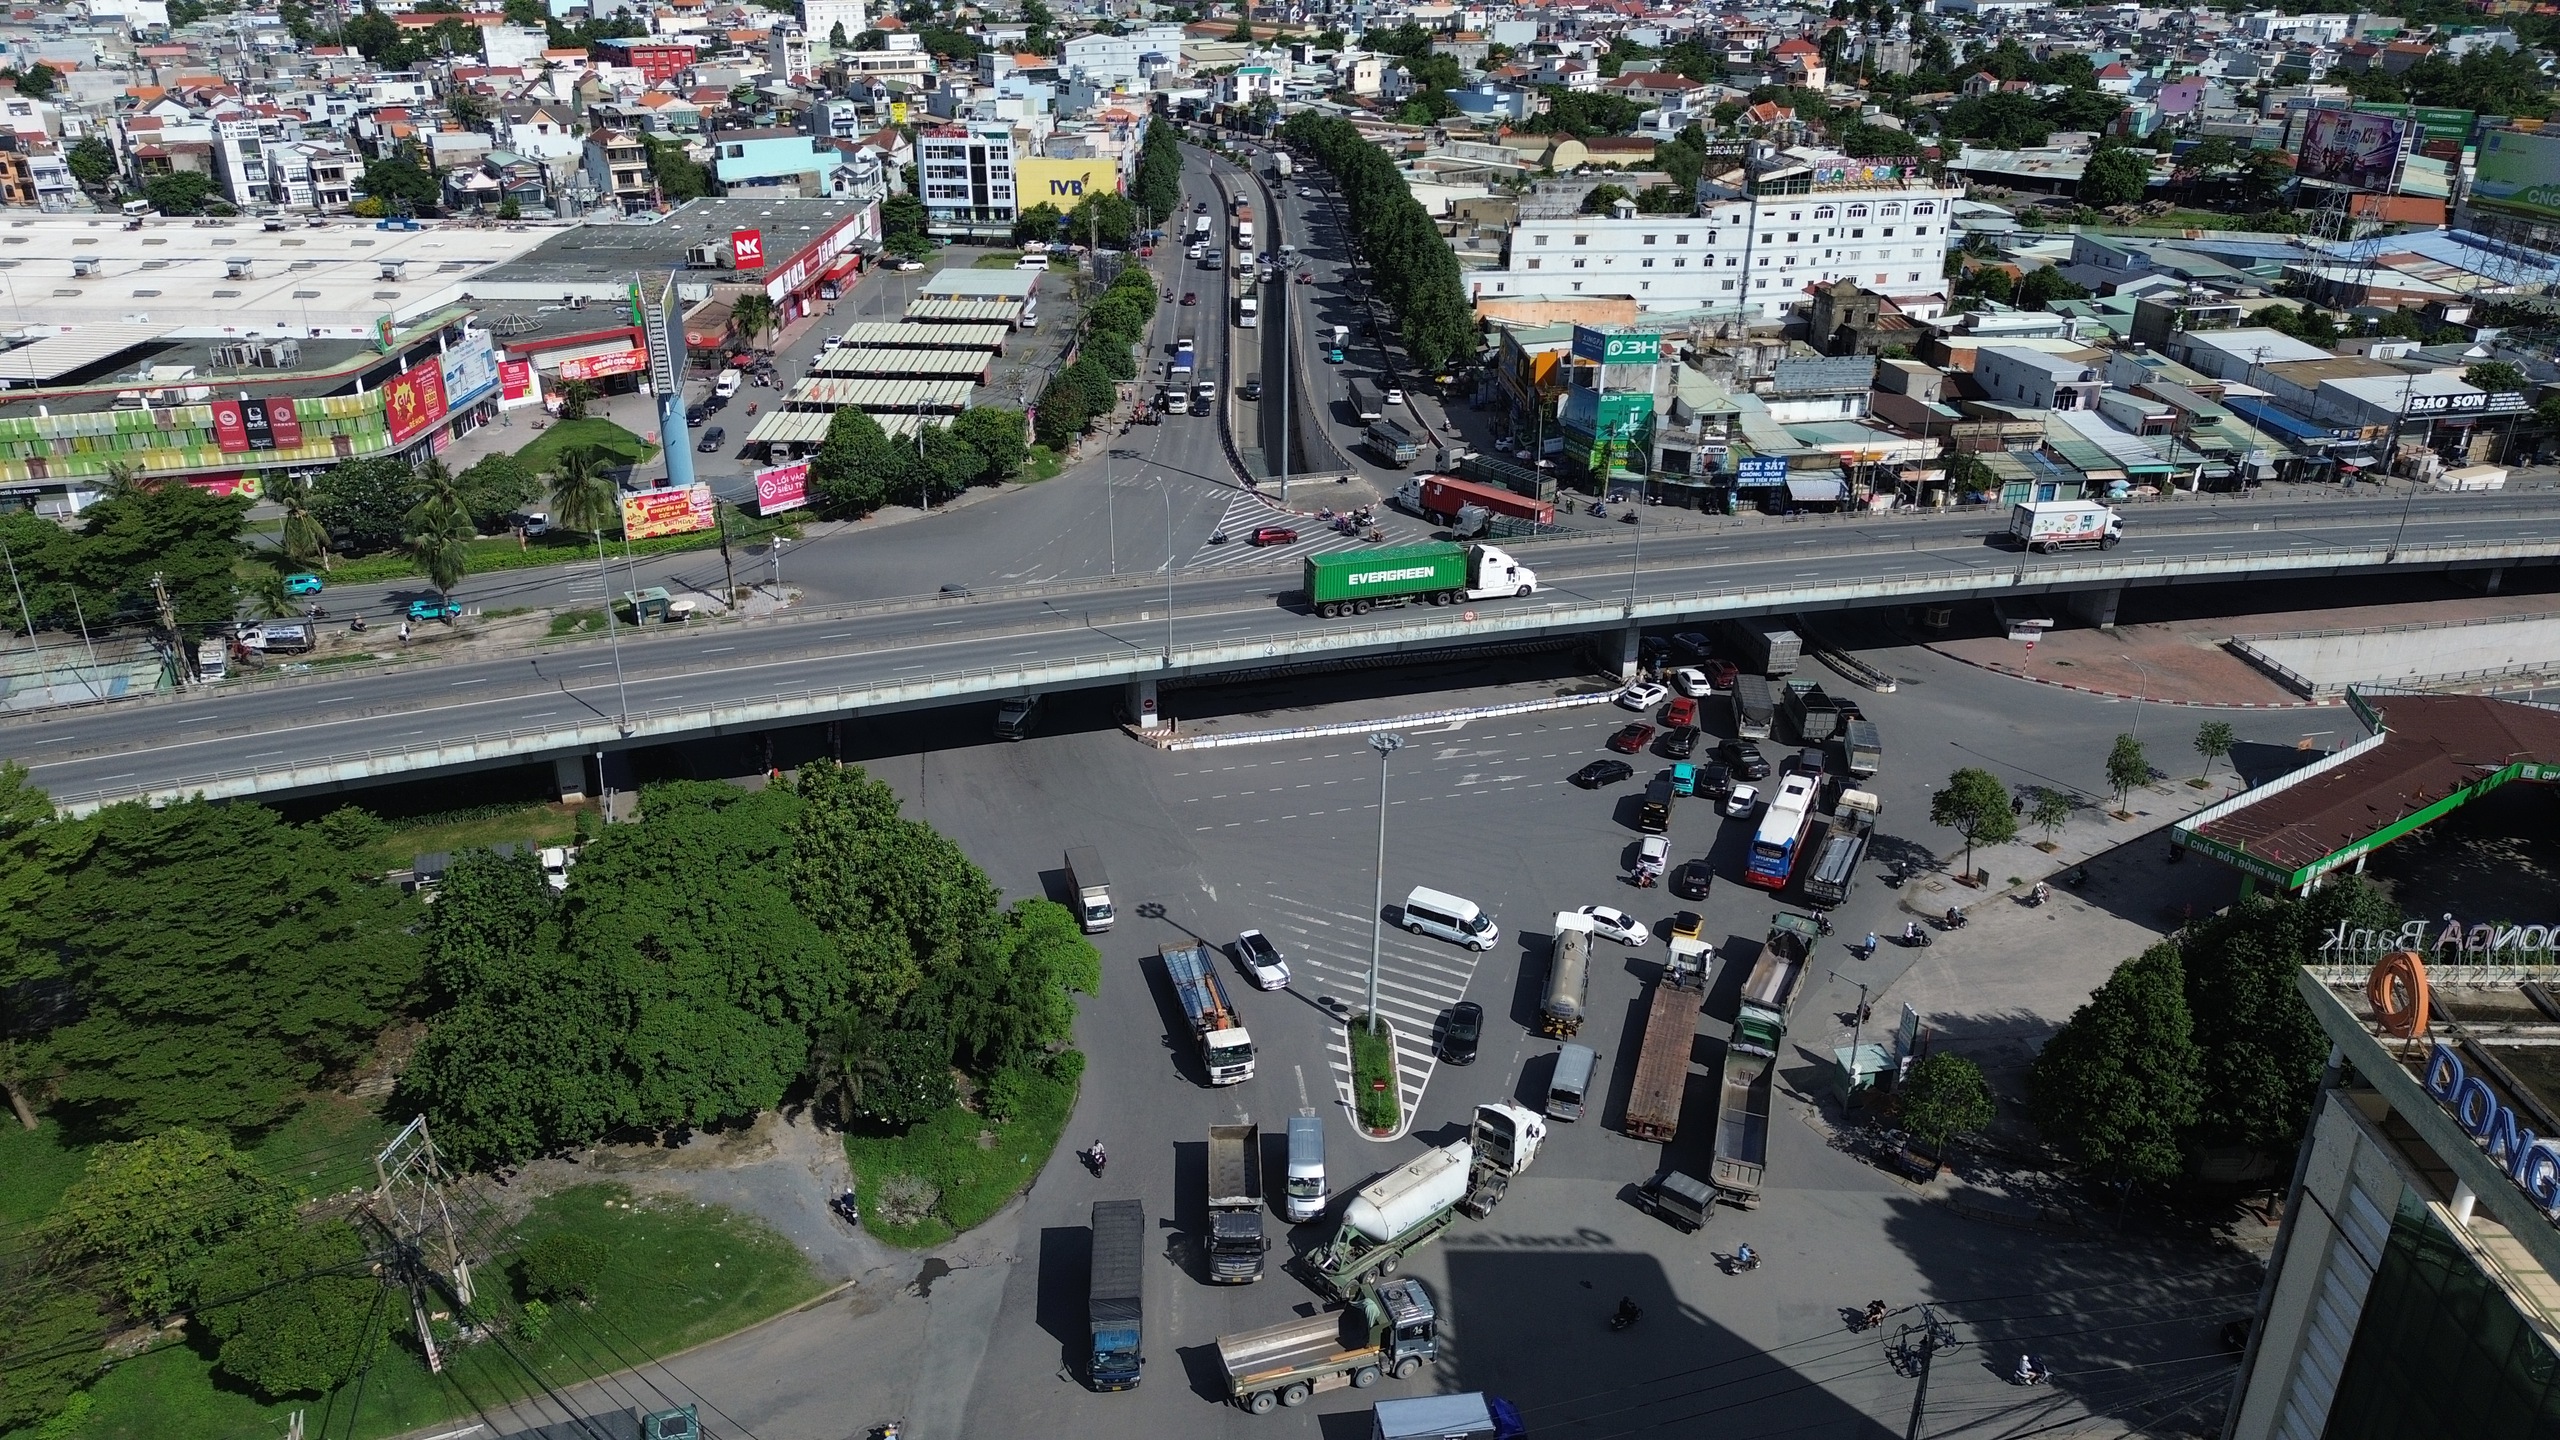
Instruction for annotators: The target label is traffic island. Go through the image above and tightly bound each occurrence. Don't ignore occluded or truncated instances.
[1348,1015,1403,1137]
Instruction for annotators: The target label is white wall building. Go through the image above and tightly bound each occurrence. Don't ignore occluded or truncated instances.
[1059,24,1187,82]
[801,0,867,46]
[1472,163,1964,320]
[918,121,1018,236]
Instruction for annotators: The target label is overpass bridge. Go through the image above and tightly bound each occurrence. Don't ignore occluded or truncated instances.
[10,493,2560,814]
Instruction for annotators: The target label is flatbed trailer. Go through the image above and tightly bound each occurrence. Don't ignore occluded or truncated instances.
[1622,937,1710,1143]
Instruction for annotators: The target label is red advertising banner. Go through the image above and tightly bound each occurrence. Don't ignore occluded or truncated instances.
[620,482,715,540]
[499,359,536,402]
[754,460,810,515]
[383,357,450,446]
[558,348,646,383]
[210,399,250,453]
[267,397,303,449]
[731,228,765,268]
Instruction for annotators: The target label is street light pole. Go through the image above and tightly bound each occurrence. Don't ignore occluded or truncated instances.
[1160,475,1175,665]
[1106,445,1116,576]
[1365,732,1405,1035]
[595,533,632,736]
[2119,653,2150,740]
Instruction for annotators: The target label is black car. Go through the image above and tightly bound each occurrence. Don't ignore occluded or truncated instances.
[1571,759,1636,788]
[685,406,708,426]
[1671,860,1714,901]
[1720,739,1771,780]
[1658,725,1700,759]
[1671,630,1714,661]
[696,425,726,452]
[1792,746,1828,777]
[1439,1001,1484,1065]
[1698,761,1734,799]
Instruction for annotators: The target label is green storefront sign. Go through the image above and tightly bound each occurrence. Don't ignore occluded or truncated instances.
[1570,326,1663,366]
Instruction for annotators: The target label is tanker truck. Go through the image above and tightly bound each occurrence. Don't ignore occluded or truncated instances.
[1305,1106,1542,1300]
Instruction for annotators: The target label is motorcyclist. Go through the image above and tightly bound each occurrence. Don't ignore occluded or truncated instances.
[1088,1140,1107,1174]
[1945,906,1963,929]
[1735,1243,1757,1269]
[1864,1300,1887,1330]
[2013,1353,2047,1385]
[1904,920,1921,944]
[1613,1295,1642,1328]
[1861,932,1878,958]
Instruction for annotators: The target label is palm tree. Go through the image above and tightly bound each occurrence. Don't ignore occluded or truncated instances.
[403,490,472,621]
[546,448,619,537]
[731,291,777,347]
[271,474,332,572]
[245,568,297,620]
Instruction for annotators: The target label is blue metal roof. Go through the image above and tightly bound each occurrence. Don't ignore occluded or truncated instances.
[2225,395,2345,443]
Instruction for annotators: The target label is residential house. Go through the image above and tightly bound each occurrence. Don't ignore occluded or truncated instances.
[581,127,652,213]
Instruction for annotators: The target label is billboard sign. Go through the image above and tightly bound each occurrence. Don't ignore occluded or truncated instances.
[210,399,250,452]
[2470,127,2560,222]
[1736,455,1790,488]
[755,460,811,515]
[441,331,499,408]
[266,398,302,449]
[383,355,450,446]
[621,482,716,540]
[2352,102,2476,144]
[558,348,646,383]
[731,228,765,268]
[497,359,541,409]
[2297,108,2408,191]
[1570,326,1663,365]
[2404,389,2528,418]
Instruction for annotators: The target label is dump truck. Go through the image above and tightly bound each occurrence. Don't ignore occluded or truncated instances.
[1065,847,1115,932]
[2008,499,2122,552]
[1307,1106,1542,1301]
[1366,417,1423,467]
[1732,674,1775,740]
[1844,717,1882,779]
[1163,942,1256,1084]
[1622,933,1712,1143]
[1720,618,1802,677]
[1089,1199,1145,1389]
[1737,912,1818,1055]
[1540,911,1595,1038]
[1207,1123,1269,1283]
[1301,543,1539,618]
[1780,682,1843,746]
[1709,1037,1774,1209]
[1215,1277,1439,1414]
[1800,789,1879,911]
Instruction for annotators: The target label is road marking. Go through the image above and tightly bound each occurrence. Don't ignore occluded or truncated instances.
[246,749,283,759]
[703,646,735,654]
[451,679,487,687]
[932,619,964,626]
[579,661,613,669]
[823,633,852,640]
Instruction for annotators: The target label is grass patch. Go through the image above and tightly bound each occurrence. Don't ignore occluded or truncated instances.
[514,417,658,473]
[844,1052,1083,1250]
[1024,444,1064,480]
[71,1184,820,1440]
[548,609,609,638]
[242,1092,397,1201]
[1349,1020,1401,1132]
[358,800,584,870]
[0,1118,93,1230]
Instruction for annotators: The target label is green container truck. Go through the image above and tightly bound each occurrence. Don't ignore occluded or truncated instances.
[1301,543,1539,619]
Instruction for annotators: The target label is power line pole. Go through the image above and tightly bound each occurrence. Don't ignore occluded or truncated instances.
[366,1118,474,1374]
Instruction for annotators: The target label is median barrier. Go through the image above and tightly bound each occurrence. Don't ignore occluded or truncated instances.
[1151,690,1618,752]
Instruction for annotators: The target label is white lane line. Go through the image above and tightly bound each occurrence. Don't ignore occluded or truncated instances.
[451,678,487,687]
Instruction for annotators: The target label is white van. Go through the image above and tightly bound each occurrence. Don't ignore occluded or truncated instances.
[1402,886,1498,951]
[714,368,743,398]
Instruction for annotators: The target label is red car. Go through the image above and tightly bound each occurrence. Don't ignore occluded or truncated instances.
[1608,723,1656,754]
[1181,291,1198,305]
[1704,659,1740,691]
[1662,696,1698,729]
[1250,525,1299,546]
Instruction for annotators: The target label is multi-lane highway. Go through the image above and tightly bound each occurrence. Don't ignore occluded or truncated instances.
[9,484,2559,811]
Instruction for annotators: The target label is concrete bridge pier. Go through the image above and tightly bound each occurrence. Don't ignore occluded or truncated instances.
[2068,587,2122,631]
[554,755,587,802]
[1126,676,1162,729]
[1619,621,1643,682]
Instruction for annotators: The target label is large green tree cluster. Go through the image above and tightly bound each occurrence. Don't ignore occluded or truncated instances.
[1133,118,1185,229]
[0,475,248,641]
[1028,258,1157,449]
[401,769,1098,1169]
[1942,88,2128,150]
[2027,878,2396,1186]
[1278,112,1475,374]
[810,403,1026,515]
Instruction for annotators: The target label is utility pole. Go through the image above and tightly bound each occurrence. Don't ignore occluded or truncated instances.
[149,571,182,681]
[715,500,738,607]
[1903,1303,1954,1440]
[367,1118,474,1375]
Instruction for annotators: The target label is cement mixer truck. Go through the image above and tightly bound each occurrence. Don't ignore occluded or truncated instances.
[1305,1104,1543,1301]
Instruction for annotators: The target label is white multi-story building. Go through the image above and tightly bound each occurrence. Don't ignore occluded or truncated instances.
[1058,24,1187,82]
[802,0,866,46]
[918,122,1017,237]
[1472,154,1964,321]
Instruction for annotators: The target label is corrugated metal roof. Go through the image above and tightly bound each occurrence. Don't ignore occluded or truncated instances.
[809,347,990,379]
[1769,356,1876,395]
[782,377,975,411]
[823,322,1012,351]
[0,324,170,382]
[904,298,1024,323]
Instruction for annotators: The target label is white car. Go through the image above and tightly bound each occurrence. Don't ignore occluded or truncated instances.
[1616,681,1670,711]
[1722,784,1761,819]
[1235,928,1291,990]
[1578,905,1651,947]
[892,257,925,272]
[1670,667,1713,699]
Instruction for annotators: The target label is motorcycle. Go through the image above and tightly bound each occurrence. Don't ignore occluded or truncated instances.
[1725,1249,1761,1275]
[1588,502,1609,518]
[1609,1302,1643,1332]
[1903,925,1933,949]
[2026,882,2050,908]
[830,1189,861,1226]
[1621,510,1639,524]
[2066,865,2090,888]
[1883,864,1906,889]
[1940,907,1968,930]
[1210,530,1230,545]
[1082,1143,1108,1177]
[1812,911,1833,936]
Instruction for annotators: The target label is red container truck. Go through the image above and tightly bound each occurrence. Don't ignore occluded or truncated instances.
[1396,475,1555,528]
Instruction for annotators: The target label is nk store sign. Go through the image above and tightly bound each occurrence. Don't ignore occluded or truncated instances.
[1570,326,1662,366]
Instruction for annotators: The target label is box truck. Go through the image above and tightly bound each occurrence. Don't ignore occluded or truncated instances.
[1719,617,1802,677]
[1065,847,1114,932]
[2009,499,2122,552]
[1089,1199,1145,1389]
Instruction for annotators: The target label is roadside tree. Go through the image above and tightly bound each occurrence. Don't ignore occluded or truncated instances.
[1928,767,2017,876]
[45,1128,294,1316]
[2105,733,2149,812]
[2029,787,2072,847]
[1899,1052,1995,1157]
[313,456,423,554]
[2027,942,2202,1188]
[191,1219,381,1399]
[2193,720,2235,782]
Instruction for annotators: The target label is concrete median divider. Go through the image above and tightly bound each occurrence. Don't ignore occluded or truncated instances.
[1131,689,1619,752]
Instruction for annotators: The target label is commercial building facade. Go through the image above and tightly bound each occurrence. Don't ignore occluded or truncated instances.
[918,123,1019,238]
